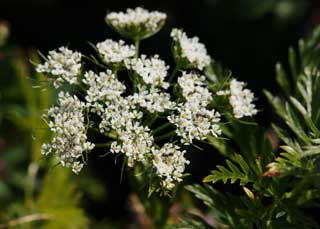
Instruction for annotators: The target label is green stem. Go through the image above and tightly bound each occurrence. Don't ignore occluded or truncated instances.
[133,72,138,93]
[152,122,172,135]
[113,68,118,77]
[132,39,140,92]
[94,143,111,148]
[144,114,158,127]
[290,175,312,199]
[168,64,180,83]
[106,131,118,140]
[0,213,53,228]
[25,162,39,210]
[91,127,118,140]
[155,130,176,141]
[135,40,140,58]
[78,83,87,93]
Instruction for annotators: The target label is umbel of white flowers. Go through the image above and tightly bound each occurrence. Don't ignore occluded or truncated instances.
[36,7,257,191]
[106,7,166,40]
[217,79,258,119]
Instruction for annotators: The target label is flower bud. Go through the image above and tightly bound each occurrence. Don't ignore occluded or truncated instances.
[106,7,166,41]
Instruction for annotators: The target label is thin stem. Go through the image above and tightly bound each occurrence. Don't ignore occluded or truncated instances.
[135,40,140,58]
[91,127,118,140]
[168,64,180,83]
[152,122,172,135]
[24,162,39,209]
[155,130,175,141]
[82,55,107,69]
[78,83,87,93]
[144,114,158,127]
[132,39,140,93]
[0,213,53,228]
[94,143,111,148]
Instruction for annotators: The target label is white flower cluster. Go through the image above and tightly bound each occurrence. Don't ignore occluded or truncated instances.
[111,123,154,167]
[41,92,94,174]
[169,72,221,144]
[96,39,135,64]
[125,55,175,113]
[152,143,190,189]
[169,103,221,145]
[38,7,231,191]
[177,72,212,107]
[99,97,141,132]
[82,68,171,167]
[229,79,258,118]
[106,7,166,39]
[98,96,153,167]
[171,29,210,70]
[36,47,82,88]
[125,55,169,89]
[83,70,126,105]
[217,79,258,119]
[132,86,176,113]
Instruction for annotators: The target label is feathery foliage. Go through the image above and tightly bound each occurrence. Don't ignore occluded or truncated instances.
[172,25,320,228]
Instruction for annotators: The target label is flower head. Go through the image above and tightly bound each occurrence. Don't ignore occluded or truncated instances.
[36,47,82,88]
[178,72,212,107]
[41,92,94,174]
[83,70,126,105]
[106,7,166,40]
[218,79,258,119]
[171,28,210,70]
[125,55,169,89]
[152,143,189,189]
[96,39,135,66]
[111,123,154,167]
[169,72,221,144]
[132,86,176,113]
[168,103,221,144]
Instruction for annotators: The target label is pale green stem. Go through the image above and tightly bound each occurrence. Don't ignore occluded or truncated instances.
[152,122,172,135]
[168,64,180,83]
[94,143,111,148]
[91,127,118,140]
[0,213,53,228]
[25,162,39,210]
[132,40,140,92]
[135,40,140,58]
[144,114,158,127]
[154,131,176,141]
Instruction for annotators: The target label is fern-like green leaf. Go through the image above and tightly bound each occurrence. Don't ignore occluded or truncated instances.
[203,154,252,185]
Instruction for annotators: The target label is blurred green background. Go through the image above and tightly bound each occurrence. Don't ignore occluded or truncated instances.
[1,0,320,228]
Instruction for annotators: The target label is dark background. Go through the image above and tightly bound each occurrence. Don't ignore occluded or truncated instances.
[2,0,319,91]
[1,0,320,223]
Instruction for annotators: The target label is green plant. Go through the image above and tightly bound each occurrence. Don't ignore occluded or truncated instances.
[172,26,320,228]
[0,32,88,228]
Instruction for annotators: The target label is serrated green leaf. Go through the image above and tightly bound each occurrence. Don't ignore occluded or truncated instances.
[203,155,252,186]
